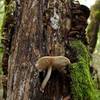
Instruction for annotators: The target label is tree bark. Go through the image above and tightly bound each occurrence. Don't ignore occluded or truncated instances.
[7,0,40,99]
[5,0,96,100]
[7,0,70,99]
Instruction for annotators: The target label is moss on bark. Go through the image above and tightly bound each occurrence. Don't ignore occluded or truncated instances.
[69,40,96,100]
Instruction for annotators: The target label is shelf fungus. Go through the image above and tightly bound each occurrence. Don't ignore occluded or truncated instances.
[35,56,71,92]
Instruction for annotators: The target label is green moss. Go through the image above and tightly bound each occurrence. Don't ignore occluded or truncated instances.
[69,40,97,100]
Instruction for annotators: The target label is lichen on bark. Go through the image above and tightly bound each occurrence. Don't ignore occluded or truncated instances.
[69,40,96,100]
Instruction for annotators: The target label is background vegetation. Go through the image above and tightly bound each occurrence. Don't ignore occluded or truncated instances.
[0,0,5,75]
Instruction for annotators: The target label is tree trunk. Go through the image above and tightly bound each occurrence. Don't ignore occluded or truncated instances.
[4,0,96,100]
[87,20,100,54]
[7,0,70,99]
[87,0,100,53]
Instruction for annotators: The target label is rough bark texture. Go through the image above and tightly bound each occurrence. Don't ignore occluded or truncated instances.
[7,0,70,99]
[5,0,96,100]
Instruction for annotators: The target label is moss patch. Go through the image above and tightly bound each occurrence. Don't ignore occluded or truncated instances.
[69,40,97,100]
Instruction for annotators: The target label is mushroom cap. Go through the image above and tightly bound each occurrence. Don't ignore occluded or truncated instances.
[35,56,71,71]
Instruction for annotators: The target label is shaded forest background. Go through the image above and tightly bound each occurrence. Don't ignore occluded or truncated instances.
[0,0,100,99]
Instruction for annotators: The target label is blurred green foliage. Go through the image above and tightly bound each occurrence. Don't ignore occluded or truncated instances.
[91,0,100,20]
[86,0,100,97]
[0,0,16,75]
[87,0,100,34]
[0,0,5,75]
[0,0,5,31]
